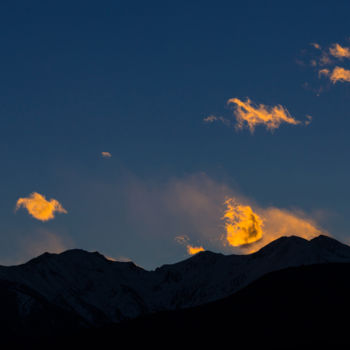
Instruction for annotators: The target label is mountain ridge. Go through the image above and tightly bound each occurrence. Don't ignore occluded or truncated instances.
[0,234,349,337]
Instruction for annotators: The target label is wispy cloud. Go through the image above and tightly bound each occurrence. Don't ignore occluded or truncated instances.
[187,245,205,255]
[222,198,325,253]
[206,98,310,133]
[21,229,72,259]
[319,66,350,83]
[329,43,350,59]
[318,68,330,77]
[329,66,350,83]
[121,172,328,257]
[175,235,205,255]
[16,192,67,221]
[227,98,308,132]
[203,115,230,126]
[101,151,112,158]
[310,42,321,50]
[303,40,350,88]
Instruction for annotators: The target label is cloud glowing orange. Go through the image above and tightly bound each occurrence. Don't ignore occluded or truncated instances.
[227,98,304,132]
[310,42,321,50]
[175,235,205,255]
[16,192,67,222]
[222,199,263,247]
[329,43,350,59]
[329,66,350,83]
[187,245,205,255]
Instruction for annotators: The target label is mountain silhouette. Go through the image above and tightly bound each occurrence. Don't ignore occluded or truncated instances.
[1,234,350,347]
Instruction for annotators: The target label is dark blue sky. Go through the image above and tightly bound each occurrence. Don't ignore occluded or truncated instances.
[1,0,350,268]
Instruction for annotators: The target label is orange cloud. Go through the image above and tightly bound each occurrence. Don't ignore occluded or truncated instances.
[329,66,350,83]
[307,42,350,88]
[16,192,67,222]
[329,43,350,59]
[244,207,324,253]
[222,197,326,253]
[175,235,205,255]
[318,68,330,77]
[227,98,306,132]
[121,172,327,259]
[101,151,112,158]
[222,199,263,247]
[187,245,205,255]
[310,42,321,50]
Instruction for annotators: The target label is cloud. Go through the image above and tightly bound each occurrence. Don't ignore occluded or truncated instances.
[122,173,327,257]
[304,115,312,126]
[222,197,325,253]
[175,235,205,255]
[236,206,324,253]
[318,68,330,78]
[303,41,350,89]
[319,53,332,66]
[104,255,133,262]
[222,199,263,247]
[203,115,230,126]
[329,43,350,59]
[21,229,72,259]
[310,42,321,50]
[187,245,205,255]
[329,66,350,83]
[101,152,112,158]
[16,192,67,222]
[319,66,350,83]
[227,98,307,132]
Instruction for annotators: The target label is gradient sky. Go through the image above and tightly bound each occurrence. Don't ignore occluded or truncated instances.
[1,0,350,269]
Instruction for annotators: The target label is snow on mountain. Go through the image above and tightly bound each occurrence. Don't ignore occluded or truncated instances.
[0,235,349,328]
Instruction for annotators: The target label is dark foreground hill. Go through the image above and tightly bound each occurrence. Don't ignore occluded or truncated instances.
[37,262,350,349]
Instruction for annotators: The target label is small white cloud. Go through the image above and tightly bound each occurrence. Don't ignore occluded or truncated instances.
[101,152,112,158]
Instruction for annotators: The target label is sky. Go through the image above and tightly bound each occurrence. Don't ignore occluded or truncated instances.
[1,0,350,269]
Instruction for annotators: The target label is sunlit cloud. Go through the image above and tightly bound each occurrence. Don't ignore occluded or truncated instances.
[302,40,350,90]
[187,245,205,255]
[245,207,323,253]
[329,66,350,83]
[319,66,350,83]
[121,172,327,260]
[310,42,321,50]
[101,151,112,158]
[329,43,350,59]
[175,235,205,255]
[222,199,263,247]
[104,255,133,262]
[318,68,330,78]
[16,192,67,222]
[227,98,307,132]
[222,197,326,253]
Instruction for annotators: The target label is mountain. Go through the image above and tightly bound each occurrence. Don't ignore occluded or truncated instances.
[57,262,350,348]
[0,234,350,339]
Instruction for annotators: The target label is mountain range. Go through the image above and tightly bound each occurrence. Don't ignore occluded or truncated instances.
[1,234,350,346]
